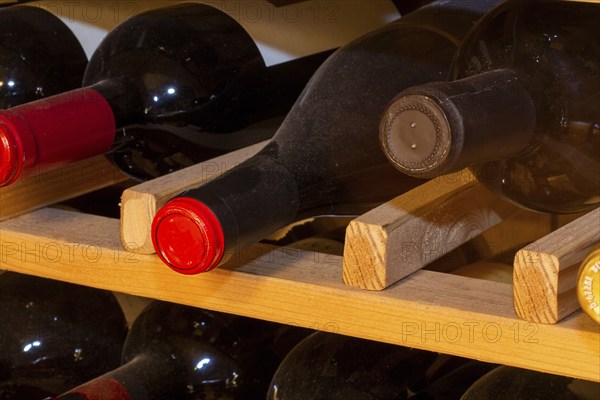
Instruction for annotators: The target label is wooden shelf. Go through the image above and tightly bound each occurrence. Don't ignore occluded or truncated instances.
[0,207,598,382]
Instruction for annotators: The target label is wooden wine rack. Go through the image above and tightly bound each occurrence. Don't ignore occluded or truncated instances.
[0,150,598,383]
[0,156,128,221]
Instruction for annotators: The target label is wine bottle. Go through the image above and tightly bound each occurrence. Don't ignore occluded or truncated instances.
[460,365,600,400]
[0,4,87,108]
[31,1,186,57]
[268,331,438,400]
[0,1,399,185]
[0,1,181,110]
[380,0,600,214]
[45,301,312,400]
[150,0,501,275]
[408,359,497,399]
[0,272,128,399]
[578,245,600,325]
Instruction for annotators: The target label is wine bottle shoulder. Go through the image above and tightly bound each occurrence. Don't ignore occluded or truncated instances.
[27,1,177,59]
[0,4,87,108]
[197,0,401,67]
[0,273,128,398]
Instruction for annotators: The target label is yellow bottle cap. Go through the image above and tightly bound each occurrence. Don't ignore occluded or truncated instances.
[578,245,600,325]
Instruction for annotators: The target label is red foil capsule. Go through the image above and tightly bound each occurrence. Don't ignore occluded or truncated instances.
[152,197,225,274]
[0,88,116,186]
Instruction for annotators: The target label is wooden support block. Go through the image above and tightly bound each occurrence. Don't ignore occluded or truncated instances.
[514,208,600,324]
[120,141,268,254]
[0,208,598,382]
[0,156,128,221]
[343,169,519,290]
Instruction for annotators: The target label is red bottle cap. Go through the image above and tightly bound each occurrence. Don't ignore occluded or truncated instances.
[0,122,23,186]
[152,197,225,274]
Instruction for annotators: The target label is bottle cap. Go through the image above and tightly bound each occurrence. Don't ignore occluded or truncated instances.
[152,197,225,274]
[0,121,23,186]
[578,246,600,325]
[380,94,451,178]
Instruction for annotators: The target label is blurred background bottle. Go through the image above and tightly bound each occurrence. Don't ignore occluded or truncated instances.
[0,272,128,399]
[268,330,496,400]
[0,4,87,108]
[47,301,312,400]
[460,365,600,400]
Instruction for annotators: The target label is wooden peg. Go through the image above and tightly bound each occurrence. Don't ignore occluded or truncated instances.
[342,169,519,290]
[514,208,600,324]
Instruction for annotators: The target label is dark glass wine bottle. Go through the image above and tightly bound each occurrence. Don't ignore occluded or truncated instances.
[0,1,399,185]
[150,0,502,275]
[408,358,497,399]
[380,0,600,214]
[460,365,600,400]
[0,272,127,399]
[267,331,438,400]
[45,301,311,400]
[0,5,87,108]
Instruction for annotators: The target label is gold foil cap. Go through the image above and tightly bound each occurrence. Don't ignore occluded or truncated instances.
[578,245,600,325]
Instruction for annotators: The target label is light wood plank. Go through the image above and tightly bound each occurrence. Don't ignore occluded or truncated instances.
[120,141,268,254]
[514,208,600,324]
[343,169,519,290]
[0,208,598,382]
[0,156,128,221]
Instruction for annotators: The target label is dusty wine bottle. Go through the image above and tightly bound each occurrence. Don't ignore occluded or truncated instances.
[150,0,501,274]
[268,331,438,400]
[0,5,87,108]
[380,0,600,214]
[0,272,127,399]
[460,365,599,400]
[0,1,400,184]
[45,301,311,400]
[408,358,497,399]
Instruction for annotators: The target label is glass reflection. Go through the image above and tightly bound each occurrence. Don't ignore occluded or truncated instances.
[22,341,41,353]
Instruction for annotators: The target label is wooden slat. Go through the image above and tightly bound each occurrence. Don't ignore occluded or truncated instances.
[514,208,600,324]
[343,169,519,290]
[0,208,598,382]
[0,156,128,221]
[120,141,268,254]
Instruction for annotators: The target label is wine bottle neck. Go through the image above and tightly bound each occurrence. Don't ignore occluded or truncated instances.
[381,68,537,177]
[90,78,144,128]
[152,151,299,274]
